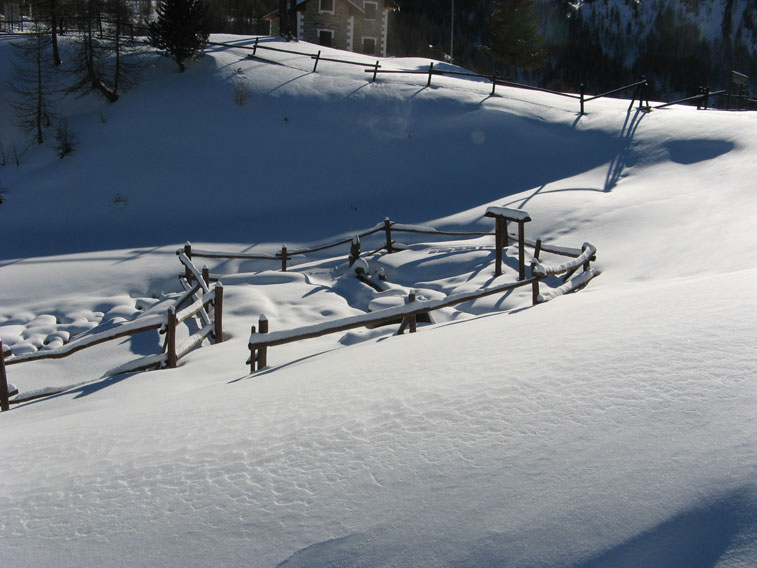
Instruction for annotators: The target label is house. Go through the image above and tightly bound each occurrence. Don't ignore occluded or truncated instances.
[264,0,398,57]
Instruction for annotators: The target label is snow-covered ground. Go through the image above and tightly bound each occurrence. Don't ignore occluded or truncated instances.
[1,35,756,567]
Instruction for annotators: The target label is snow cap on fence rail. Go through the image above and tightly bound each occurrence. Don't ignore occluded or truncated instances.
[532,243,596,276]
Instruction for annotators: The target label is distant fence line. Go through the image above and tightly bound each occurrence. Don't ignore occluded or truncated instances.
[1,21,753,112]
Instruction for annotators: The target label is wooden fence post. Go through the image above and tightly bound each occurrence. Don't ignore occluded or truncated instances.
[491,75,496,96]
[530,263,540,306]
[281,245,288,272]
[384,218,394,253]
[579,83,585,115]
[494,220,503,277]
[313,50,321,72]
[518,220,527,281]
[534,237,543,261]
[214,284,224,343]
[202,265,210,288]
[427,62,434,87]
[184,241,192,281]
[372,61,380,82]
[408,291,417,333]
[253,37,259,56]
[249,324,256,374]
[348,236,361,267]
[166,307,177,368]
[1,340,9,412]
[582,243,591,272]
[257,315,269,369]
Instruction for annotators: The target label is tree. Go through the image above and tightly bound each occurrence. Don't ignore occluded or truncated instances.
[9,21,59,144]
[487,0,547,73]
[148,0,210,72]
[66,0,120,102]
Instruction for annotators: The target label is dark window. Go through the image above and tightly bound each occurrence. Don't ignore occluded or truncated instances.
[364,2,377,19]
[319,30,334,47]
[362,37,376,55]
[319,0,334,12]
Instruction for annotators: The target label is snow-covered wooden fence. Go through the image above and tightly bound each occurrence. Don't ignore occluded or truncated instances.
[239,208,598,372]
[0,256,224,408]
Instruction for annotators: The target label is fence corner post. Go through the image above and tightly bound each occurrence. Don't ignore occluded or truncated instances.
[1,340,10,412]
[166,307,177,368]
[384,218,394,253]
[214,284,224,343]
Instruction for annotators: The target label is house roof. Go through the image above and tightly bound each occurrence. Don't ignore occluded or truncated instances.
[263,0,398,21]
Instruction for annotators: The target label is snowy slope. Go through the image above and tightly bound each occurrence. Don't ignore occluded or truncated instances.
[1,35,756,567]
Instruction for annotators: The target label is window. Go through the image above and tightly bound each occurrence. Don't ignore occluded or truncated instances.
[362,37,376,55]
[319,0,334,13]
[364,1,377,20]
[318,29,334,47]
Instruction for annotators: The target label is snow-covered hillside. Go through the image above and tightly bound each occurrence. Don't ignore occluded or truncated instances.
[1,35,756,567]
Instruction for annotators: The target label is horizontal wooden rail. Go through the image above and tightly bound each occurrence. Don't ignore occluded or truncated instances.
[3,314,166,366]
[249,277,537,349]
[532,243,597,276]
[583,79,647,103]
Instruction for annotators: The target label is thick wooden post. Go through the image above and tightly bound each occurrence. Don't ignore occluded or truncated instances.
[408,291,417,333]
[530,263,540,306]
[281,245,288,272]
[166,307,177,368]
[518,220,527,280]
[1,340,9,412]
[384,218,394,253]
[202,265,210,288]
[214,284,224,343]
[427,62,434,87]
[249,324,257,373]
[494,220,503,277]
[184,241,192,281]
[257,315,269,369]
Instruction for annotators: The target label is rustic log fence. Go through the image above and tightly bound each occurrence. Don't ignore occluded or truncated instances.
[0,255,224,409]
[242,207,598,372]
[177,212,588,283]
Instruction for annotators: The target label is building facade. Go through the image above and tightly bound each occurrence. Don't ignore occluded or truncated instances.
[265,0,397,57]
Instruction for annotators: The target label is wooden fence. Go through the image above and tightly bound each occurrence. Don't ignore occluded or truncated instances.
[0,255,224,409]
[242,208,598,372]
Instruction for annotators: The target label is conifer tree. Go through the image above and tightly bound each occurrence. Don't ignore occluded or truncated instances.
[488,0,547,73]
[148,0,209,72]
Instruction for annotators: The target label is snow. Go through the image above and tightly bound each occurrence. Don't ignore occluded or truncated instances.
[1,34,756,567]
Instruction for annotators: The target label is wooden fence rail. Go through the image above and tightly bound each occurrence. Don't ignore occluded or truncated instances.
[244,207,599,372]
[1,256,224,410]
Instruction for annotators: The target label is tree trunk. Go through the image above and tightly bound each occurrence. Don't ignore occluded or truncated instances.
[278,0,290,38]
